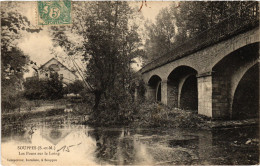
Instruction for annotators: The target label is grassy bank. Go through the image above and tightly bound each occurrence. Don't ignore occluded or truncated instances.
[85,101,211,129]
[1,98,91,126]
[1,108,65,125]
[130,101,258,129]
[131,102,211,129]
[3,99,257,130]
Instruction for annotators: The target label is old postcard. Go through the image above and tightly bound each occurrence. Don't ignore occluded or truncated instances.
[1,1,259,165]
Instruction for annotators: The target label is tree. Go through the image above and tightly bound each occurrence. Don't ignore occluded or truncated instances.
[144,6,176,62]
[66,80,85,95]
[1,7,30,92]
[23,72,63,100]
[1,2,41,111]
[143,1,253,63]
[50,2,143,117]
[46,72,63,100]
[172,1,252,44]
[24,78,45,100]
[1,2,41,84]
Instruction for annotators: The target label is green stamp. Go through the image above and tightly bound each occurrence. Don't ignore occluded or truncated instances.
[37,0,71,25]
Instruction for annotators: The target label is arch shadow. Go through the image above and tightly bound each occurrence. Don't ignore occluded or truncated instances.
[167,66,198,111]
[212,42,259,119]
[232,63,259,119]
[148,75,162,102]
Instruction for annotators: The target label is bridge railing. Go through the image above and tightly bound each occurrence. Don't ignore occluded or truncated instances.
[141,2,259,73]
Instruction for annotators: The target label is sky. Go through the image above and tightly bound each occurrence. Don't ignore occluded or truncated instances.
[13,1,174,78]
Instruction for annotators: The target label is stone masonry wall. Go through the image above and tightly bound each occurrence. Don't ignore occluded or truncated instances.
[143,28,259,118]
[167,81,178,108]
[197,74,212,117]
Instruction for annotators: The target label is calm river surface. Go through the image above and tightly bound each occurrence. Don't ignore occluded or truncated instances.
[1,114,259,165]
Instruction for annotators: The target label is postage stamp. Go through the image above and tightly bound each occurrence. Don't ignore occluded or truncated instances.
[37,0,71,26]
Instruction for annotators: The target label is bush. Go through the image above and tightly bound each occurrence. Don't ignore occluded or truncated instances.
[23,78,47,100]
[1,92,24,113]
[64,80,84,95]
[136,79,146,101]
[24,72,63,100]
[87,91,138,126]
[46,73,63,99]
[79,89,94,104]
[133,101,209,128]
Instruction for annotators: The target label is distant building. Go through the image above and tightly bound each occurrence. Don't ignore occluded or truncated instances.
[37,58,78,85]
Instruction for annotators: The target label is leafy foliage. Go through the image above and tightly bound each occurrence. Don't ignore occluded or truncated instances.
[144,1,253,63]
[23,73,63,100]
[50,2,143,124]
[144,6,176,62]
[133,101,209,128]
[172,1,251,42]
[1,2,41,112]
[46,72,64,99]
[64,80,85,95]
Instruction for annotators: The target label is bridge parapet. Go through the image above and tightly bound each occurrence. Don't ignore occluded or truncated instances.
[141,2,259,74]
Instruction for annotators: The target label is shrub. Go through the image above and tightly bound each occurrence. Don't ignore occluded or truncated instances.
[68,80,84,94]
[136,79,146,101]
[23,72,63,100]
[23,78,47,100]
[133,101,209,128]
[1,92,24,113]
[87,90,138,126]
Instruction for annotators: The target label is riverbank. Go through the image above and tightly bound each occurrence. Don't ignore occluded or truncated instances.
[2,98,86,114]
[131,102,210,129]
[2,100,258,130]
[1,99,90,126]
[86,101,258,130]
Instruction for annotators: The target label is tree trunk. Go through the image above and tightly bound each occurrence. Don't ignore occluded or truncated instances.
[93,90,102,115]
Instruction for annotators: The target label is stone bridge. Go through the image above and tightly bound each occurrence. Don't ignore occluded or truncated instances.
[140,2,259,119]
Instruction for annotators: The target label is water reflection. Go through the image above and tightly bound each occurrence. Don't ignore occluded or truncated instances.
[1,115,259,165]
[88,128,155,165]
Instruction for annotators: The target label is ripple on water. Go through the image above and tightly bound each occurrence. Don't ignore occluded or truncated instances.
[1,116,259,165]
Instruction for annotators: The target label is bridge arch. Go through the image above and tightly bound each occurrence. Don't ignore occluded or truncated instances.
[167,66,198,111]
[208,28,259,71]
[212,42,259,119]
[232,63,259,119]
[147,75,162,102]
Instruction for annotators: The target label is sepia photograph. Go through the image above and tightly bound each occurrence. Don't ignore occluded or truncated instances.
[1,0,259,165]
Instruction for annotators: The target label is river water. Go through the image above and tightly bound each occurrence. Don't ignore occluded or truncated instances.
[1,114,259,165]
